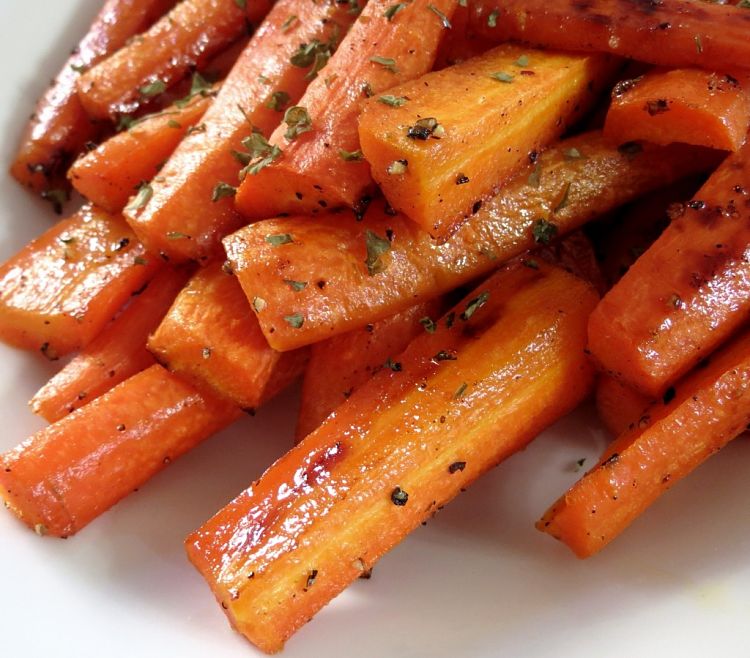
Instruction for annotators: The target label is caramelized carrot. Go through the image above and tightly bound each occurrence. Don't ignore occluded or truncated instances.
[76,0,272,120]
[536,232,607,295]
[0,365,239,538]
[595,375,653,437]
[604,68,750,151]
[234,0,459,220]
[0,205,160,358]
[433,1,494,70]
[9,0,175,195]
[358,46,616,237]
[148,262,307,410]
[224,131,715,351]
[539,329,750,558]
[186,262,597,653]
[125,0,359,263]
[469,0,750,73]
[588,135,750,396]
[29,267,190,423]
[296,299,442,440]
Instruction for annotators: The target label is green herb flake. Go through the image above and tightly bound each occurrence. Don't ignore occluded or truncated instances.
[378,94,408,107]
[211,182,237,202]
[532,218,558,245]
[370,55,397,73]
[281,14,299,31]
[139,79,167,98]
[460,291,490,321]
[490,71,514,83]
[513,55,530,67]
[364,229,392,275]
[283,105,313,140]
[453,382,468,399]
[126,182,153,212]
[433,350,457,362]
[175,72,215,108]
[387,159,408,175]
[419,316,437,333]
[70,63,88,74]
[384,357,402,372]
[236,129,283,177]
[266,90,290,112]
[428,3,452,28]
[58,234,75,245]
[290,39,335,79]
[390,486,409,506]
[553,182,572,214]
[564,147,585,160]
[167,119,182,129]
[284,279,308,292]
[339,148,364,161]
[284,313,305,329]
[166,231,191,240]
[265,233,294,246]
[384,2,408,20]
[41,188,69,215]
[134,256,148,266]
[487,8,499,27]
[252,297,267,312]
[187,123,207,135]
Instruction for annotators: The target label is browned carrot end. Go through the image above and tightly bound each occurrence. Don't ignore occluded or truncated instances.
[595,375,653,438]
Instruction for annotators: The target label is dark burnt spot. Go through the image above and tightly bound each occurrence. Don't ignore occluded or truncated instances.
[645,99,669,115]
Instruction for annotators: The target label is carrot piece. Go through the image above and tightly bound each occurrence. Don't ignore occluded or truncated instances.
[296,299,442,440]
[29,267,190,423]
[0,364,239,538]
[69,90,215,213]
[536,232,607,295]
[539,329,750,558]
[469,0,750,73]
[148,262,307,410]
[186,262,596,652]
[9,0,175,195]
[234,0,459,220]
[358,46,617,237]
[588,136,750,397]
[125,0,359,264]
[604,68,750,152]
[0,205,160,358]
[76,0,272,121]
[224,131,715,351]
[595,375,653,438]
[433,1,494,70]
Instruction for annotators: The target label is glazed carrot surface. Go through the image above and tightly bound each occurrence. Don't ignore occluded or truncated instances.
[595,375,653,438]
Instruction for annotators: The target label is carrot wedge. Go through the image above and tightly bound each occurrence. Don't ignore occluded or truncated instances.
[588,135,750,397]
[358,46,617,236]
[0,205,160,358]
[469,0,750,73]
[125,0,359,263]
[0,364,239,538]
[9,0,175,195]
[540,329,750,558]
[296,299,442,440]
[604,69,750,152]
[29,267,190,423]
[147,262,307,410]
[186,261,596,653]
[234,0,459,220]
[595,375,653,438]
[76,0,272,121]
[224,131,715,351]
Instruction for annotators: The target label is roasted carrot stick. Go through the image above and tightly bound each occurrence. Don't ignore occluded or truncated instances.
[595,375,653,438]
[69,88,215,213]
[536,232,607,295]
[604,68,750,152]
[469,0,750,73]
[358,46,617,237]
[148,262,308,410]
[0,205,160,358]
[125,0,359,263]
[9,0,175,196]
[540,328,750,558]
[186,261,596,653]
[588,134,750,397]
[76,0,272,121]
[296,299,442,440]
[224,131,715,351]
[234,0,459,220]
[0,365,239,538]
[29,267,190,423]
[433,1,494,70]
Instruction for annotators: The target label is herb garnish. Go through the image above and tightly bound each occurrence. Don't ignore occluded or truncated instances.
[532,218,558,244]
[175,72,214,108]
[460,291,490,321]
[453,382,468,398]
[384,2,408,20]
[433,350,457,362]
[369,55,397,73]
[406,117,440,140]
[553,182,572,213]
[390,487,409,505]
[364,230,392,275]
[419,316,437,333]
[139,79,166,97]
[284,313,305,328]
[387,159,408,175]
[252,297,267,312]
[487,8,499,27]
[211,182,237,202]
[513,55,530,67]
[284,279,308,291]
[233,128,283,177]
[490,71,514,83]
[126,182,153,212]
[265,233,294,246]
[283,106,312,140]
[384,358,402,372]
[166,231,190,240]
[281,14,298,31]
[428,4,452,28]
[339,149,364,161]
[266,90,290,112]
[378,94,407,107]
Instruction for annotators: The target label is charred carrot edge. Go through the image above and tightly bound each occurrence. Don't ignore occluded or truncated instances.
[125,0,360,264]
[296,298,442,440]
[604,68,750,152]
[234,0,459,219]
[539,329,750,558]
[469,0,750,73]
[9,0,176,196]
[595,375,653,438]
[76,0,272,121]
[186,261,597,653]
[588,133,750,397]
[29,267,190,423]
[148,262,307,410]
[358,46,617,237]
[0,205,161,357]
[224,131,717,352]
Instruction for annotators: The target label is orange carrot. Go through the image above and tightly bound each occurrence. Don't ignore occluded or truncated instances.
[588,134,750,397]
[595,375,653,437]
[148,262,307,410]
[536,232,607,295]
[0,205,160,358]
[0,364,239,538]
[224,131,715,351]
[9,0,175,196]
[125,0,359,263]
[469,0,750,73]
[358,46,616,237]
[604,68,750,151]
[433,1,494,70]
[186,262,596,653]
[234,0,459,220]
[29,267,190,423]
[76,0,272,121]
[539,329,750,558]
[296,299,442,440]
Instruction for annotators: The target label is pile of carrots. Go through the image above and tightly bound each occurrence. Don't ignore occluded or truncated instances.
[3,0,750,652]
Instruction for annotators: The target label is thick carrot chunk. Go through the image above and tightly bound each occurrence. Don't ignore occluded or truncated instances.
[595,375,653,438]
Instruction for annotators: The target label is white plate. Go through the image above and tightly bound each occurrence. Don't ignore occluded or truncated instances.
[2,3,750,657]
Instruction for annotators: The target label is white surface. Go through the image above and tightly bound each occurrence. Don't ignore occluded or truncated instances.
[1,3,750,657]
